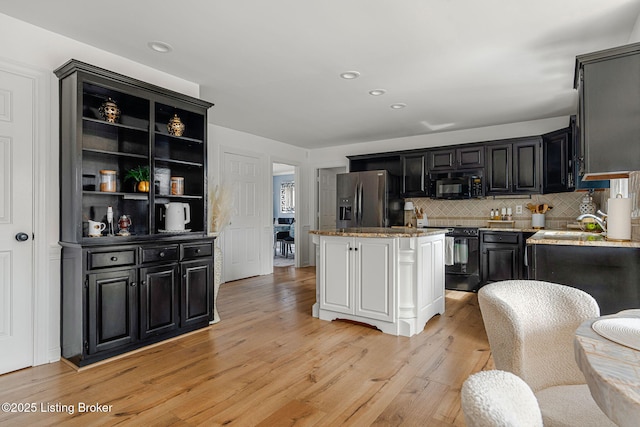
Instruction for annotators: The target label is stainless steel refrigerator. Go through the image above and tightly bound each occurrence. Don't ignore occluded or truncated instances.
[336,170,403,228]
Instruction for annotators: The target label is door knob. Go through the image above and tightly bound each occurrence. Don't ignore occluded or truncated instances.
[15,232,29,242]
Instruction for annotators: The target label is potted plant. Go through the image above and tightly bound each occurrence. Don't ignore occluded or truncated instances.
[124,165,150,192]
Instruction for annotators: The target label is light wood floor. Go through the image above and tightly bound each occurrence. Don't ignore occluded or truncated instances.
[0,267,492,426]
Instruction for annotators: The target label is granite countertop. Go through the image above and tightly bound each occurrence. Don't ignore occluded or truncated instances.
[479,227,542,233]
[527,230,640,248]
[309,227,447,238]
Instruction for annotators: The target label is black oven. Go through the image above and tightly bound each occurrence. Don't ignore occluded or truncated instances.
[422,226,481,292]
[429,171,483,199]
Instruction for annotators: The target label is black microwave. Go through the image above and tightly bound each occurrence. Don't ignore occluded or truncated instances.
[429,171,483,199]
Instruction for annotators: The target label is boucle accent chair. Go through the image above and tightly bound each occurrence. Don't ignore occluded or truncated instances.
[461,370,543,427]
[477,280,615,427]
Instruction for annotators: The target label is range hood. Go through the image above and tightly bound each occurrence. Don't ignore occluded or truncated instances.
[581,171,629,181]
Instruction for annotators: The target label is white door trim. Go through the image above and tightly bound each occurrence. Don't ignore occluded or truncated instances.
[270,158,300,269]
[0,57,56,366]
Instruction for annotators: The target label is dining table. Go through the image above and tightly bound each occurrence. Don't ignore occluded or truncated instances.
[574,308,640,427]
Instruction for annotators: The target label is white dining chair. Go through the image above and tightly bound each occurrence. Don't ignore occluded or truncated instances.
[478,280,616,427]
[462,369,542,427]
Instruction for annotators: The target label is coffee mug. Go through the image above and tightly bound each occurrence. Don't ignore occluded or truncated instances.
[88,220,106,237]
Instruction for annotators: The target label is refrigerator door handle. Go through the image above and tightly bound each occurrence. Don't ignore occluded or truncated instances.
[358,182,364,225]
[353,181,360,226]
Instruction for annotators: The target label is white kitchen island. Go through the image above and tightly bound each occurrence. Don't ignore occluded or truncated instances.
[310,227,446,337]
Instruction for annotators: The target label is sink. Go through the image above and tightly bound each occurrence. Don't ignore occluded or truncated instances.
[534,230,605,241]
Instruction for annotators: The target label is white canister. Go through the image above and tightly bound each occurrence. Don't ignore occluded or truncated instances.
[531,213,545,229]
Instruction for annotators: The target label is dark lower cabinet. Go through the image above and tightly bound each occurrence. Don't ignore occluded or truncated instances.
[529,243,640,315]
[480,231,529,285]
[181,259,213,327]
[482,246,520,283]
[87,269,137,354]
[62,237,215,367]
[139,264,180,339]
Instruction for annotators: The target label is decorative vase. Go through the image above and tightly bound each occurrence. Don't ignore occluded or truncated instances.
[212,244,223,324]
[579,194,596,215]
[137,180,150,193]
[167,113,185,136]
[99,97,120,123]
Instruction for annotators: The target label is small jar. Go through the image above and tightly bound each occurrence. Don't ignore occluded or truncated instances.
[99,170,116,192]
[170,176,184,195]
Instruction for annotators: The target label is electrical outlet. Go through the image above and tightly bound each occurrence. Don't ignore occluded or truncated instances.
[516,205,523,214]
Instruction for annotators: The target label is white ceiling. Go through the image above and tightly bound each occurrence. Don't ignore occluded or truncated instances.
[1,1,639,149]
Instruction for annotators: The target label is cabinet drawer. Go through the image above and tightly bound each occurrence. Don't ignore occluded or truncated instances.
[482,233,519,244]
[141,245,179,264]
[88,249,136,270]
[182,242,213,260]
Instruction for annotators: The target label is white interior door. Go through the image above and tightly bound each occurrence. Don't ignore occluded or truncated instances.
[0,68,34,374]
[223,152,261,281]
[318,167,344,229]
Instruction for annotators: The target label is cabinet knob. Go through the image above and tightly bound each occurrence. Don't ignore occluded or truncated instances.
[195,249,201,254]
[111,256,118,261]
[159,252,165,257]
[141,280,146,286]
[354,247,358,251]
[131,282,136,287]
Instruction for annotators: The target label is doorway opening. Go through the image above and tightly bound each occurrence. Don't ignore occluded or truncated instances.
[273,163,295,267]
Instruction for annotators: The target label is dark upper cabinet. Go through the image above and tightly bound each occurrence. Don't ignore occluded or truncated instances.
[513,139,542,193]
[486,137,541,195]
[348,153,402,176]
[401,152,428,196]
[542,121,574,194]
[575,42,640,177]
[428,146,484,171]
[486,144,511,193]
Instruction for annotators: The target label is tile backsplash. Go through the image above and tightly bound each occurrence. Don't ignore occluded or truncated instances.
[404,174,640,239]
[405,192,602,229]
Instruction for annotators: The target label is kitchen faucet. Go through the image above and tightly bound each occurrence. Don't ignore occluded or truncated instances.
[576,210,607,232]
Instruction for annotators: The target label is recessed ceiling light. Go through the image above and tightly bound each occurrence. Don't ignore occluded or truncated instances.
[340,71,361,79]
[390,103,407,109]
[369,89,386,96]
[148,41,173,53]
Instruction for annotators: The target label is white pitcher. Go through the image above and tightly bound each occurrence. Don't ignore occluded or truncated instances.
[164,202,191,231]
